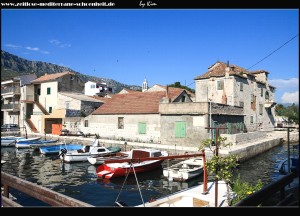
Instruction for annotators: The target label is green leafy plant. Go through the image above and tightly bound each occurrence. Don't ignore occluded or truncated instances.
[231,174,263,205]
[200,136,239,206]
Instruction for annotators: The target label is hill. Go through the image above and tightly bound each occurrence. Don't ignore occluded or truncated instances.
[1,50,141,93]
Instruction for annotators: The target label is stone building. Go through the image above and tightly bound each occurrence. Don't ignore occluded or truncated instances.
[194,61,276,132]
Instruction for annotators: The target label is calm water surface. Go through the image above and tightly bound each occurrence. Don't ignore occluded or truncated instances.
[1,142,298,207]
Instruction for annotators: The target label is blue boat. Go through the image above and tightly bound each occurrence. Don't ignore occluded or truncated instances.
[39,144,83,155]
[16,139,58,149]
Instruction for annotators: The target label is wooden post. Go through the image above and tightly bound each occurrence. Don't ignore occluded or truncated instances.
[3,184,9,197]
[205,127,227,207]
[202,149,208,194]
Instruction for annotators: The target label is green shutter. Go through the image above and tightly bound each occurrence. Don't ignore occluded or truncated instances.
[138,122,146,134]
[47,87,51,95]
[175,122,186,138]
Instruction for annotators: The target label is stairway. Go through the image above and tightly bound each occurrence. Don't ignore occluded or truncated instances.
[34,101,49,115]
[25,119,39,133]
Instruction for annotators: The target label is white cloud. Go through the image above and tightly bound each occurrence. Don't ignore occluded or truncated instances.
[281,91,299,104]
[26,46,40,51]
[5,44,21,49]
[269,78,299,91]
[50,39,71,48]
[40,50,50,54]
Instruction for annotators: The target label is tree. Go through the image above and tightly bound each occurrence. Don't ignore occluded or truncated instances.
[199,136,239,206]
[275,103,299,125]
[167,81,195,93]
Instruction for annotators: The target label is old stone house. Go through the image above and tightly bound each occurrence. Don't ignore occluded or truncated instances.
[194,61,276,132]
[80,87,194,143]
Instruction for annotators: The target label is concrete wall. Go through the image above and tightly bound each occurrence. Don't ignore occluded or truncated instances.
[80,114,161,143]
[58,74,84,93]
[225,137,282,162]
[160,114,210,147]
[57,94,81,110]
[222,131,268,146]
[34,81,58,114]
[159,102,208,114]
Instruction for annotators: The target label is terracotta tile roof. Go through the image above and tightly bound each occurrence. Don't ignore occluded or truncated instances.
[92,89,184,115]
[31,71,75,83]
[151,84,195,97]
[118,88,140,94]
[59,92,101,102]
[88,96,112,103]
[194,61,252,80]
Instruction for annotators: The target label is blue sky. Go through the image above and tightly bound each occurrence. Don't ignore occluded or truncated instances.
[2,9,299,104]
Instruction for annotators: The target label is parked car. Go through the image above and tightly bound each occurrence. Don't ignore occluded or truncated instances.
[1,124,20,132]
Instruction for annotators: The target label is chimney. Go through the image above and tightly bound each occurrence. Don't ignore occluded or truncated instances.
[225,60,230,74]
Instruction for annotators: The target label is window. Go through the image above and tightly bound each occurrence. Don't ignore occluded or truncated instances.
[181,96,186,102]
[47,87,51,95]
[175,121,186,138]
[91,84,95,89]
[251,94,254,102]
[65,101,70,109]
[250,116,254,124]
[70,76,74,80]
[265,91,269,100]
[49,107,52,113]
[259,104,263,115]
[118,117,124,129]
[138,122,146,134]
[37,88,41,95]
[261,88,263,97]
[217,80,223,90]
[84,120,88,127]
[240,83,243,91]
[240,101,244,108]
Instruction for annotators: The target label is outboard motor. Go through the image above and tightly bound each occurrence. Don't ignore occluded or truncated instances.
[59,148,68,157]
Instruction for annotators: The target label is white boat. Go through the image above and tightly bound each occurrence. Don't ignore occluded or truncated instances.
[1,136,41,147]
[163,158,204,181]
[60,139,120,163]
[87,151,129,165]
[136,180,230,207]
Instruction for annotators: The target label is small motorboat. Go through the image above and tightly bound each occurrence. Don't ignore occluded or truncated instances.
[16,139,58,149]
[40,144,83,155]
[163,158,204,181]
[96,148,168,179]
[87,151,129,165]
[1,136,41,147]
[60,139,121,163]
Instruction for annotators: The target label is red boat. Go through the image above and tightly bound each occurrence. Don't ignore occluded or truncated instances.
[96,149,168,179]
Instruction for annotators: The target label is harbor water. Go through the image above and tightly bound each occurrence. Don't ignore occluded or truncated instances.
[1,142,298,207]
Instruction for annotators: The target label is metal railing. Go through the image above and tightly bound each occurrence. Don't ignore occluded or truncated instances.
[234,172,296,206]
[1,86,21,95]
[1,103,20,111]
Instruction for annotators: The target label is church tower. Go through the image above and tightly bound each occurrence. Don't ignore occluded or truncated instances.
[142,78,148,92]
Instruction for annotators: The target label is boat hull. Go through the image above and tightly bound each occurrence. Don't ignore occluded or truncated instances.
[163,158,204,181]
[40,144,83,155]
[97,160,164,179]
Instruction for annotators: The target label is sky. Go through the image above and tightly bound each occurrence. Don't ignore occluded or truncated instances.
[1,9,299,104]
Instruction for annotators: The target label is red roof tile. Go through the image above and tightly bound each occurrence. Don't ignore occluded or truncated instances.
[194,61,253,80]
[92,89,184,115]
[31,71,75,83]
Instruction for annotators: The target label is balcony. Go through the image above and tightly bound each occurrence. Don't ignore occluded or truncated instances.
[1,86,21,97]
[1,103,20,111]
[264,100,276,108]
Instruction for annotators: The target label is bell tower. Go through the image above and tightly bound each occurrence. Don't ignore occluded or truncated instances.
[142,78,148,92]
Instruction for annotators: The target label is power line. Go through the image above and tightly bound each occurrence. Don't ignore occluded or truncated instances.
[247,34,298,70]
